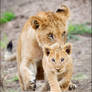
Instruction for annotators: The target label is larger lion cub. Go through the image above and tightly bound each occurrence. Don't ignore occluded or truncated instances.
[42,43,76,92]
[4,5,70,91]
[16,5,70,91]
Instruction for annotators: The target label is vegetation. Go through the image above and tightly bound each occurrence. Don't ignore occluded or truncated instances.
[72,73,88,80]
[0,11,16,24]
[68,24,91,34]
[0,34,8,49]
[11,76,19,81]
[7,76,19,82]
[67,24,91,40]
[9,89,17,92]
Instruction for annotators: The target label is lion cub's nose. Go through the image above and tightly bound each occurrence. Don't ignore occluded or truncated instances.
[56,68,60,72]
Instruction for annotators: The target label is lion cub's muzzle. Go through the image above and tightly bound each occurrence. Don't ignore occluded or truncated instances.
[56,68,61,72]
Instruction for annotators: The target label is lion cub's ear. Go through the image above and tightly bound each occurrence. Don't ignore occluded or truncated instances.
[30,16,43,30]
[56,5,70,19]
[43,47,51,56]
[64,43,72,55]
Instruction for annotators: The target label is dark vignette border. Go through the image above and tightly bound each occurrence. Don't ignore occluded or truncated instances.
[90,0,92,92]
[0,0,2,91]
[0,0,4,91]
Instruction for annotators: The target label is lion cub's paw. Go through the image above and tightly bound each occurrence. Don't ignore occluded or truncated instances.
[29,80,36,90]
[25,80,36,91]
[68,83,77,91]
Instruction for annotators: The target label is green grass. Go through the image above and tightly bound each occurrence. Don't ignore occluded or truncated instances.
[0,11,16,24]
[7,76,19,82]
[67,34,80,41]
[72,73,88,80]
[67,24,92,40]
[9,89,16,92]
[68,24,91,34]
[0,34,8,49]
[11,76,19,81]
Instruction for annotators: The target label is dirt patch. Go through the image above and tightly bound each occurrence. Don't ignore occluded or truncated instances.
[0,0,91,92]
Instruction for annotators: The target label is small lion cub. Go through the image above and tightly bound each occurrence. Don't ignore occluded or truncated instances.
[42,43,76,92]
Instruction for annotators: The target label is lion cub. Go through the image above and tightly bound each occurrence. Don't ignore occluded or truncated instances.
[4,5,70,91]
[42,43,76,92]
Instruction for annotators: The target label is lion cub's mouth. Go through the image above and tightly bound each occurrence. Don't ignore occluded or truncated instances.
[56,68,66,74]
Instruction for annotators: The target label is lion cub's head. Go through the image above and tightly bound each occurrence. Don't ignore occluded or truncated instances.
[30,5,70,47]
[43,43,72,74]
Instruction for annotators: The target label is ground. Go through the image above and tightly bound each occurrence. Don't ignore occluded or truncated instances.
[0,0,91,92]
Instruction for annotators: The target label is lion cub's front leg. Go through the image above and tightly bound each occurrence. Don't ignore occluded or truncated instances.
[59,79,70,91]
[20,58,37,90]
[59,80,77,92]
[59,73,77,91]
[46,72,61,92]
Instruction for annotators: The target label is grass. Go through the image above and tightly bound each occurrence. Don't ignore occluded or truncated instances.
[0,11,16,24]
[67,24,92,40]
[7,76,19,82]
[9,89,17,92]
[0,34,8,49]
[72,73,88,80]
[68,24,91,34]
[12,76,19,81]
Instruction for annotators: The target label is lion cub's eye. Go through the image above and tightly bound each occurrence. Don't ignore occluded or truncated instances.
[52,58,55,62]
[48,33,54,40]
[61,58,64,62]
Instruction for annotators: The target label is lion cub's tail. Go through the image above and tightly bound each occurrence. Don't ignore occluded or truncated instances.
[4,40,16,61]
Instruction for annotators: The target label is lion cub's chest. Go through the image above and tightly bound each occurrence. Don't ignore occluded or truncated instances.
[57,72,65,81]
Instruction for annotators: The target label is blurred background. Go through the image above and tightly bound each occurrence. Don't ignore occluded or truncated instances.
[0,0,91,92]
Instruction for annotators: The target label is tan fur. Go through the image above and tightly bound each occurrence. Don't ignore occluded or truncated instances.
[4,5,70,90]
[42,43,73,92]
